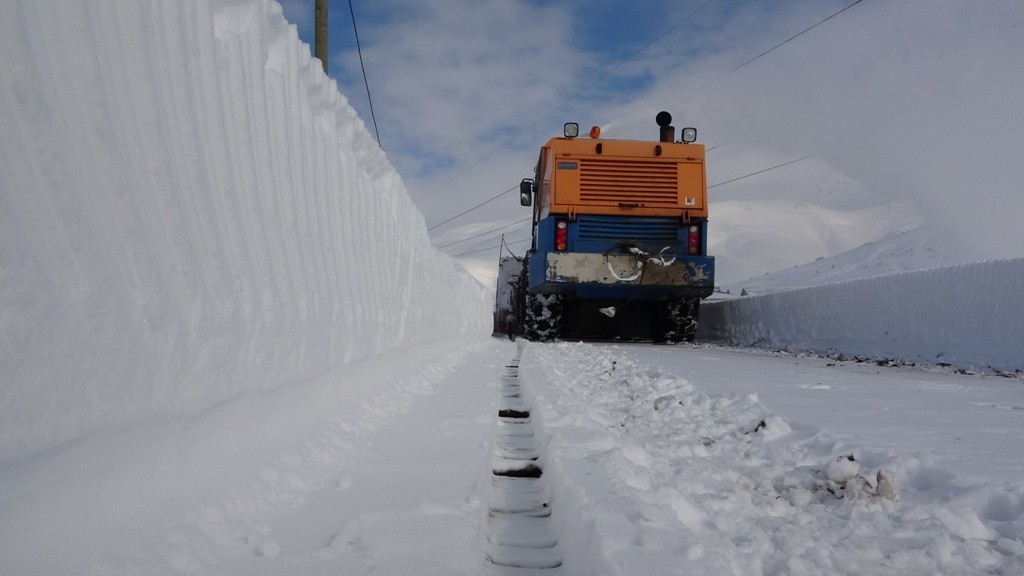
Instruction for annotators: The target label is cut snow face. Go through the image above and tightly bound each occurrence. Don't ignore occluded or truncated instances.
[0,337,505,575]
[0,0,490,463]
[702,257,1024,373]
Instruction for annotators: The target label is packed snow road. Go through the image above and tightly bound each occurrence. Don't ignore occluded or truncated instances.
[522,341,1023,575]
[627,343,1024,485]
[2,336,1022,575]
[0,336,501,575]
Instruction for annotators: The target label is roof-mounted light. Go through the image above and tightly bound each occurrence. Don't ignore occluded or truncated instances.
[563,122,579,139]
[680,127,697,143]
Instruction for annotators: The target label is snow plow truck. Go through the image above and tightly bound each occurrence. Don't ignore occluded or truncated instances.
[493,112,715,342]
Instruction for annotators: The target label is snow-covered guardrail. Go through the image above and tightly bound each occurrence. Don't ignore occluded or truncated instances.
[699,258,1024,373]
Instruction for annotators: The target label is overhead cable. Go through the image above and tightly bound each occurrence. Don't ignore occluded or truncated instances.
[708,155,815,189]
[349,0,381,147]
[430,141,727,231]
[428,185,517,231]
[440,156,815,255]
[431,1,859,242]
[457,236,532,258]
[435,216,532,250]
[419,0,717,201]
[728,0,865,74]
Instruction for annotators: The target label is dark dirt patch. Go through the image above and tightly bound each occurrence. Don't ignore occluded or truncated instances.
[493,464,543,478]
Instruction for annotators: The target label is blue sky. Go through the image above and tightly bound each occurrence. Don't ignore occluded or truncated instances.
[278,0,1024,276]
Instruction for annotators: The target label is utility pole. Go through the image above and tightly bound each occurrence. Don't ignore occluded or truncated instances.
[315,0,328,74]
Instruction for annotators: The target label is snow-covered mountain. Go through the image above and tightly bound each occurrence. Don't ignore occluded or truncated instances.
[721,223,978,294]
[710,198,924,287]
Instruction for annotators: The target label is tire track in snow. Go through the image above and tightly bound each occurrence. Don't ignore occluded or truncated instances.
[484,351,564,575]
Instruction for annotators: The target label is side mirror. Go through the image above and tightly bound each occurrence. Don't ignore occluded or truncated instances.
[519,179,535,206]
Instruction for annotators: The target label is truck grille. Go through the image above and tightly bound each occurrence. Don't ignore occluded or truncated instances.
[578,159,678,207]
[577,215,678,245]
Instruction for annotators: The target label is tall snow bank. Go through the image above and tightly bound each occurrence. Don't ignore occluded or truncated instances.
[700,259,1024,372]
[0,0,488,463]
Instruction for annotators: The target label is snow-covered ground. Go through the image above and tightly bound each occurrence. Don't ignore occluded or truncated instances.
[1,335,500,574]
[5,336,1020,575]
[524,342,1024,575]
[2,1,1023,575]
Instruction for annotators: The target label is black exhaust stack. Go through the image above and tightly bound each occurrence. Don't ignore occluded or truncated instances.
[656,111,674,143]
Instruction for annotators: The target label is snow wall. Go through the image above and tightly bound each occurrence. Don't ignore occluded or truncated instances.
[0,0,490,463]
[699,258,1024,372]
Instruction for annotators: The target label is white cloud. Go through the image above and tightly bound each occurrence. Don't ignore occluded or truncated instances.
[338,0,587,192]
[603,0,1024,261]
[322,0,1024,277]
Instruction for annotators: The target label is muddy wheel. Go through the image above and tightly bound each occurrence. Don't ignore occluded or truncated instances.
[523,292,562,342]
[663,298,699,343]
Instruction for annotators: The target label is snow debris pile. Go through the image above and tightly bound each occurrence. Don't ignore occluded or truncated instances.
[522,342,1024,575]
[784,454,899,505]
[0,0,489,463]
[701,258,1024,373]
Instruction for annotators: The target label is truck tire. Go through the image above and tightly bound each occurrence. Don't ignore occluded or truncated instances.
[524,292,562,342]
[663,298,699,343]
[508,263,528,341]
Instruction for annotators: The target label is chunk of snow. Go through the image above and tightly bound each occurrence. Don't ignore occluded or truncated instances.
[824,454,860,483]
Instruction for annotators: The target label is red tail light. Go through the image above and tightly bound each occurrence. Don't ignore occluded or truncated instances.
[555,220,568,251]
[688,225,700,255]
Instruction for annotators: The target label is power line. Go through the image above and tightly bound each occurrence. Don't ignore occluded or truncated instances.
[454,236,531,258]
[708,155,815,190]
[439,156,815,255]
[427,185,517,231]
[429,140,729,230]
[428,1,860,239]
[435,216,532,250]
[424,0,856,226]
[349,0,381,147]
[728,0,865,74]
